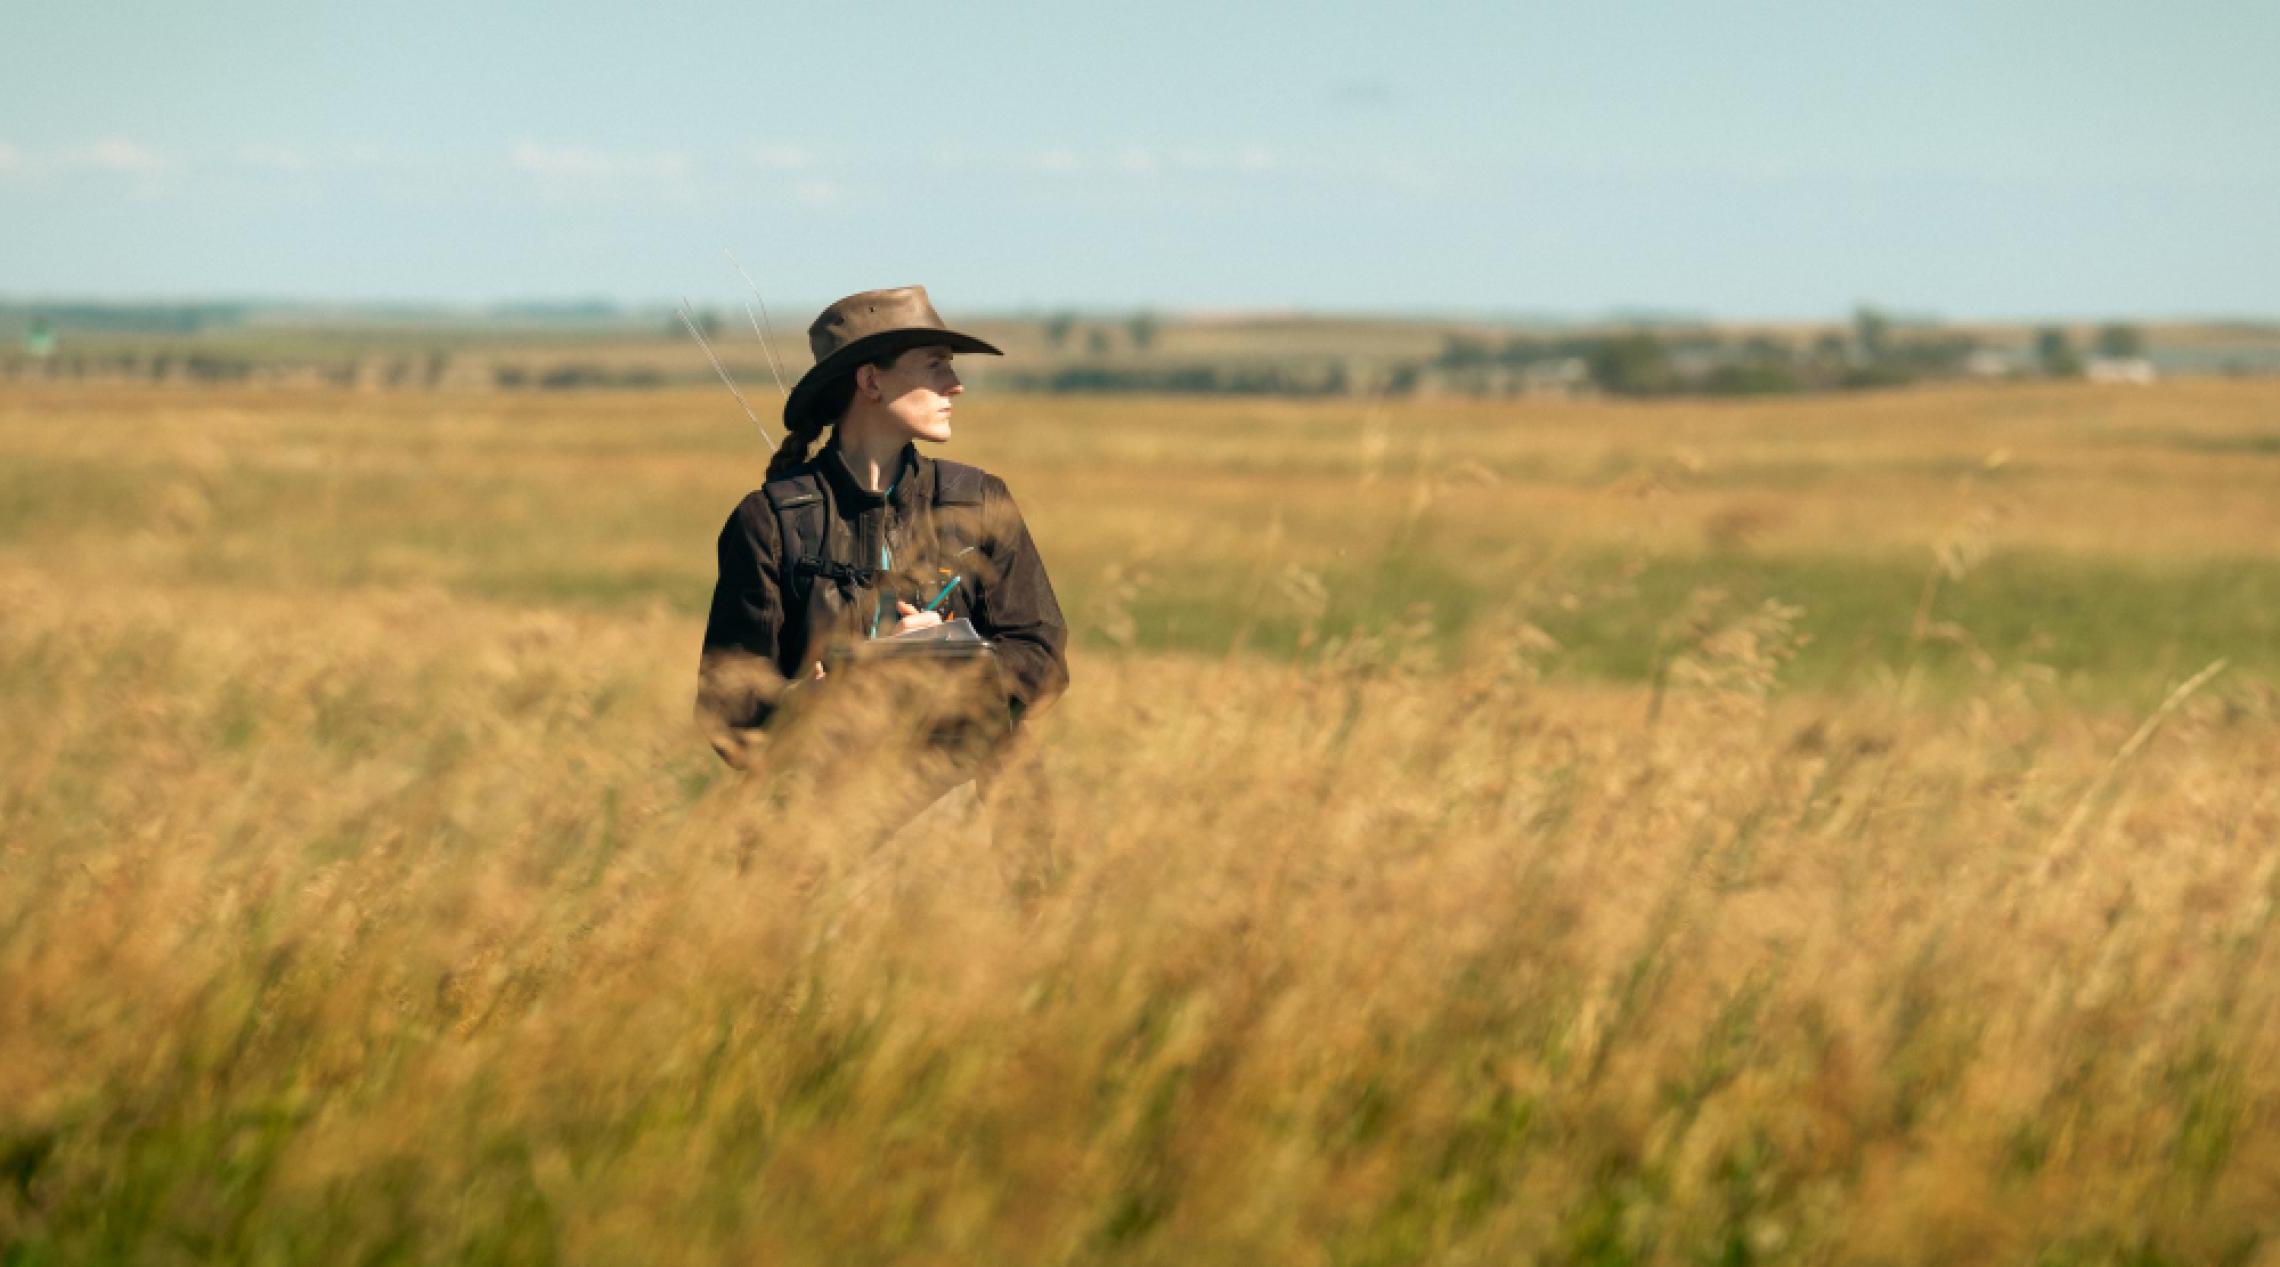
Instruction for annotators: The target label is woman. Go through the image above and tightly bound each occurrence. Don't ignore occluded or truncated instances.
[694,285,1069,774]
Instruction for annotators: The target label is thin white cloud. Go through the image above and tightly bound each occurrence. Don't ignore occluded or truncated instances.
[1017,145,1280,179]
[235,144,311,172]
[1162,146,1278,175]
[340,144,423,170]
[0,141,20,174]
[509,143,691,184]
[793,176,839,207]
[66,138,170,173]
[750,144,810,170]
[511,142,617,178]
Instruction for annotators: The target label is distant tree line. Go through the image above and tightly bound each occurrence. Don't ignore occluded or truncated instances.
[1,349,455,388]
[1004,361,1350,397]
[0,305,2174,400]
[0,303,257,336]
[0,351,269,383]
[494,363,667,390]
[1001,309,2160,402]
[1417,311,2153,399]
[1038,311,1161,355]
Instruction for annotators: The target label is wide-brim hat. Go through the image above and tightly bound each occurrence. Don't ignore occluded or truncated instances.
[784,285,1002,431]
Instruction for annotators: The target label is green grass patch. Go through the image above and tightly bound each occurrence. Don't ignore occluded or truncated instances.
[1070,545,2280,699]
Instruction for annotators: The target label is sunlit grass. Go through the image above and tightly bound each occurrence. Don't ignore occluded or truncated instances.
[3,380,2278,1263]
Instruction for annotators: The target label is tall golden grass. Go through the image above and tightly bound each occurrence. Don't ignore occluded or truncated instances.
[3,382,2278,1263]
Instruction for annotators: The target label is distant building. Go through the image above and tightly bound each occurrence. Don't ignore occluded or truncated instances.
[1520,356,1591,396]
[1964,349,2018,379]
[2085,356,2158,385]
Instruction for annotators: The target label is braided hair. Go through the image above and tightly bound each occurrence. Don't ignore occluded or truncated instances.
[765,354,900,481]
[764,408,829,482]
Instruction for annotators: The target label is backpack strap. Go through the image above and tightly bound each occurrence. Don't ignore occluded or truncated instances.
[767,460,986,604]
[764,471,869,603]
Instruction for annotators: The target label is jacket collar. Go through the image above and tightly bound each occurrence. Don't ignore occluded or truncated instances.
[818,438,922,511]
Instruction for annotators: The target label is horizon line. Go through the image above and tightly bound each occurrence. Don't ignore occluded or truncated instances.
[4,293,2276,329]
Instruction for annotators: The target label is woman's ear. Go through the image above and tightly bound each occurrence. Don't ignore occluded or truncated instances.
[855,364,881,402]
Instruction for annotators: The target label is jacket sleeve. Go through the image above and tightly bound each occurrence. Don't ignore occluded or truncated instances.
[973,475,1070,720]
[694,491,793,762]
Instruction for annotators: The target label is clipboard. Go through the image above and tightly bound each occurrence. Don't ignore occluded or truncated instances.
[813,619,1014,759]
[854,617,997,662]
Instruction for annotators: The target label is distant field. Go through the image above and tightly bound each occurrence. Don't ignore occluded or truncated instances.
[5,380,2276,698]
[3,380,2277,1263]
[12,313,2280,393]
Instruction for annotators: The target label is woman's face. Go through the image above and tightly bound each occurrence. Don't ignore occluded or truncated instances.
[863,345,963,443]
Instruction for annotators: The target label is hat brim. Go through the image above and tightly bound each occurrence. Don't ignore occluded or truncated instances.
[783,328,1003,432]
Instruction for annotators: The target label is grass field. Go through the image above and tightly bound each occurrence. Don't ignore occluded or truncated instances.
[3,380,2278,1263]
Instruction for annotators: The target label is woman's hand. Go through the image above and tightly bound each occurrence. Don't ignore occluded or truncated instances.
[891,599,945,636]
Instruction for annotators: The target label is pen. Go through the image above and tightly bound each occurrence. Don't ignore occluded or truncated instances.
[923,574,961,612]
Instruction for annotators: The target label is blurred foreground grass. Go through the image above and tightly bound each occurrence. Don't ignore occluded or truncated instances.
[3,382,2279,1263]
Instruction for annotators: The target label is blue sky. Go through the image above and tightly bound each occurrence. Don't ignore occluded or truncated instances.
[2,0,2274,318]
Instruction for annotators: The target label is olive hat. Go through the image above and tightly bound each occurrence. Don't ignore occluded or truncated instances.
[784,285,1002,431]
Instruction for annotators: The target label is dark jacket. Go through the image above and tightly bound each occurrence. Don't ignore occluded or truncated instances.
[695,441,1069,760]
